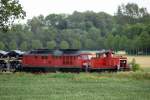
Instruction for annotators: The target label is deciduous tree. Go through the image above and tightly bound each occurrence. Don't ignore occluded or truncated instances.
[0,0,26,31]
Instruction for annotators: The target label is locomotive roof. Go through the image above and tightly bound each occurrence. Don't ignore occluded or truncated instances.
[27,49,115,55]
[97,50,114,54]
[7,50,25,55]
[28,49,80,55]
[60,49,79,54]
[0,50,8,55]
[29,49,54,54]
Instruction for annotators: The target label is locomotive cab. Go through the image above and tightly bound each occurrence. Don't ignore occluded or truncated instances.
[79,53,93,72]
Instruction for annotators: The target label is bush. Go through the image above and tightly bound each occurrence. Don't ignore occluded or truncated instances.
[130,58,141,71]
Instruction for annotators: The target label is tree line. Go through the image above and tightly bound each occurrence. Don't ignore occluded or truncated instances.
[0,3,150,55]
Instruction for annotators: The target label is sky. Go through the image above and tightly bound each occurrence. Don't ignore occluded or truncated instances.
[19,0,150,23]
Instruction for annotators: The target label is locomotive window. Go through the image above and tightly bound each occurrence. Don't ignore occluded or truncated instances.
[52,56,59,59]
[55,56,60,59]
[34,56,38,59]
[81,55,89,60]
[97,54,101,58]
[96,53,106,58]
[59,56,62,59]
[56,56,59,59]
[41,56,48,59]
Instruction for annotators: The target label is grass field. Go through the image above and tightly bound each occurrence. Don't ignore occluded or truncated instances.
[0,55,150,100]
[127,56,150,68]
[0,71,150,100]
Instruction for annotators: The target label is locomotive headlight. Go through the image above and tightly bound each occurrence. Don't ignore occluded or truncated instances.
[120,60,126,63]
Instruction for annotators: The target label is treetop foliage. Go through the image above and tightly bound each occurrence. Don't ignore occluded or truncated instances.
[0,3,150,54]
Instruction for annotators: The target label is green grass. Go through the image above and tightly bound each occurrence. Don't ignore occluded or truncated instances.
[142,67,150,72]
[0,70,150,100]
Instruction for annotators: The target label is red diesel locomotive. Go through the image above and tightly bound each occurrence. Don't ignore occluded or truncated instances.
[22,49,91,71]
[21,49,129,72]
[90,51,128,71]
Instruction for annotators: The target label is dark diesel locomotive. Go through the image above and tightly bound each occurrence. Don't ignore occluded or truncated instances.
[21,49,129,72]
[0,50,23,72]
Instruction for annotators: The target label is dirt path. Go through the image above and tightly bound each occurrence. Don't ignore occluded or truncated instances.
[127,56,150,68]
